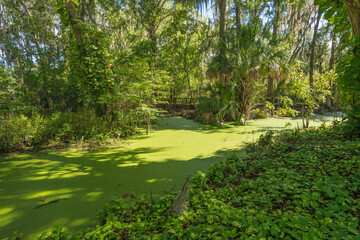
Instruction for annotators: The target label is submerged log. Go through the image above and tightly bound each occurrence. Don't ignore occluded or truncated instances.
[35,198,68,209]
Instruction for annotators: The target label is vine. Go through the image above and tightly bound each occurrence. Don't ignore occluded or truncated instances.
[57,0,114,115]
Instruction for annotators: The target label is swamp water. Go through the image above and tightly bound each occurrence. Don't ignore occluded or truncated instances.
[0,113,342,239]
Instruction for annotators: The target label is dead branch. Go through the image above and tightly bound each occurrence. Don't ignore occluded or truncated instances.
[166,174,191,217]
[35,198,68,209]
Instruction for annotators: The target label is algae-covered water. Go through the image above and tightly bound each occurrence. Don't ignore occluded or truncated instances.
[0,114,341,239]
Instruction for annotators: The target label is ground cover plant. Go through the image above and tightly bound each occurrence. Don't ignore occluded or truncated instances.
[34,121,360,239]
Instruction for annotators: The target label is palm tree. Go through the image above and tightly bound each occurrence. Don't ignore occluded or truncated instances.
[228,20,286,121]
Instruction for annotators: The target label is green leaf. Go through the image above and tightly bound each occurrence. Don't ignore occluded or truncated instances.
[245,226,253,235]
[270,225,281,237]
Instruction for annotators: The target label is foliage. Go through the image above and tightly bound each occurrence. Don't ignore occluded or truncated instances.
[0,66,17,114]
[315,0,351,38]
[35,123,360,239]
[280,65,336,127]
[251,108,268,119]
[265,101,276,115]
[1,0,355,149]
[278,96,298,117]
[227,22,286,122]
[316,0,360,124]
[57,0,115,115]
[336,36,360,120]
[195,83,239,125]
[0,107,155,153]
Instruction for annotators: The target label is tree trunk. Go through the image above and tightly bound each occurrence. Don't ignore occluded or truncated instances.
[219,0,226,57]
[184,41,193,104]
[218,0,227,86]
[186,71,193,105]
[272,0,280,42]
[302,103,306,128]
[235,0,242,36]
[17,57,24,87]
[65,0,83,45]
[344,0,360,106]
[146,114,150,135]
[267,0,280,100]
[309,10,321,88]
[149,24,157,98]
[345,0,360,36]
[267,75,274,100]
[329,31,336,70]
[327,31,337,107]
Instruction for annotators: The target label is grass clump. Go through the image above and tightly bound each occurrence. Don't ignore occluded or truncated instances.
[35,122,360,239]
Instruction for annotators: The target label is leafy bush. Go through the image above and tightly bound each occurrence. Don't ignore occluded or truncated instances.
[195,83,239,126]
[278,65,335,128]
[193,112,215,125]
[251,108,268,119]
[35,122,360,239]
[0,108,153,152]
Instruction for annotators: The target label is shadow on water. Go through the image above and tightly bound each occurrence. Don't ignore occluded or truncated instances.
[0,114,339,239]
[0,146,238,239]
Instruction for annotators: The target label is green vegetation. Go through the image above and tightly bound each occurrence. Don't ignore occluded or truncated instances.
[1,0,360,239]
[0,108,151,152]
[32,121,359,239]
[1,0,358,151]
[0,115,337,239]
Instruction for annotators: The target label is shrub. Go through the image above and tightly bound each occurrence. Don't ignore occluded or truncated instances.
[0,108,151,152]
[193,112,215,125]
[250,108,268,119]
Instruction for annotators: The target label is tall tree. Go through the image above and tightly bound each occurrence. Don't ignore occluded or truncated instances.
[345,0,360,35]
[317,0,360,118]
[59,0,114,115]
[180,0,228,84]
[309,9,322,88]
[344,0,360,108]
[267,0,281,100]
[329,31,337,70]
[235,0,242,35]
[218,0,227,57]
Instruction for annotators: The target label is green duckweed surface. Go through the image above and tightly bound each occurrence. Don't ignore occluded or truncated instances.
[0,114,341,239]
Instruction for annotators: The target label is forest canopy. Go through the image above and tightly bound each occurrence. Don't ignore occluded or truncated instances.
[0,0,360,152]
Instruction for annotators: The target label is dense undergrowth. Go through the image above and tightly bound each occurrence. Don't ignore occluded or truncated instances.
[30,121,360,239]
[0,109,153,153]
